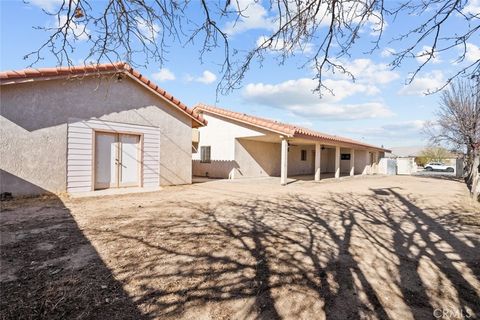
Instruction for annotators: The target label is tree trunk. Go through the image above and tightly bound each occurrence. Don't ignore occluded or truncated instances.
[472,154,480,202]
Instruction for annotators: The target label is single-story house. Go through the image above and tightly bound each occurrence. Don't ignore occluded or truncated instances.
[0,62,206,196]
[192,104,390,185]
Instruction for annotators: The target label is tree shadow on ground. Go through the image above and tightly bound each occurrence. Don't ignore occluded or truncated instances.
[90,188,479,319]
[412,173,463,182]
[0,195,146,320]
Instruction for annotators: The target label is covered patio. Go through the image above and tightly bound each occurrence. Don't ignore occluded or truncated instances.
[237,133,385,185]
[192,104,389,185]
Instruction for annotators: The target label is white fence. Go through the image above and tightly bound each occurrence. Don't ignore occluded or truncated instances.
[378,157,464,177]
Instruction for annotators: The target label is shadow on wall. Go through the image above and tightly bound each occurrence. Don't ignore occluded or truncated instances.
[0,176,145,319]
[192,160,240,179]
[86,189,479,319]
[236,138,281,177]
[0,170,52,197]
[1,77,188,132]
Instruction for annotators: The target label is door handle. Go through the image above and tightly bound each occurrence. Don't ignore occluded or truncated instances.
[115,159,126,168]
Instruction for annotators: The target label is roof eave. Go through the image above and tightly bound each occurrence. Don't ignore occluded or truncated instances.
[123,72,206,127]
[195,106,293,137]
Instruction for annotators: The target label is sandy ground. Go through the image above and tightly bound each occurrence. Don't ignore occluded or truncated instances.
[1,175,479,320]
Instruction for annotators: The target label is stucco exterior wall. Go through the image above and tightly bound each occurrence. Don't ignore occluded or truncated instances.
[191,113,324,179]
[287,144,316,176]
[192,113,280,178]
[353,150,381,175]
[354,150,369,175]
[1,76,193,196]
[191,111,384,180]
[192,113,270,160]
[194,139,328,179]
[340,148,352,174]
[321,148,336,173]
[235,139,281,177]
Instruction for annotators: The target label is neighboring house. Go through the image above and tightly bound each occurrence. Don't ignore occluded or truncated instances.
[192,104,389,185]
[0,62,206,196]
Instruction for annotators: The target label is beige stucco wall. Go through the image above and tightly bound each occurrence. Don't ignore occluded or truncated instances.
[320,148,336,173]
[192,112,339,179]
[354,150,369,175]
[192,113,271,161]
[287,144,316,176]
[1,76,193,196]
[235,139,281,177]
[192,111,384,180]
[192,113,279,178]
[235,141,320,177]
[340,148,352,174]
[195,140,324,179]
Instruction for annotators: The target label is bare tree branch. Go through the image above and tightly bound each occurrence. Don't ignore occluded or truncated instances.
[23,0,480,96]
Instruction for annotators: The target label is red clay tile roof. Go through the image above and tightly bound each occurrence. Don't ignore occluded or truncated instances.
[0,62,206,126]
[195,103,390,152]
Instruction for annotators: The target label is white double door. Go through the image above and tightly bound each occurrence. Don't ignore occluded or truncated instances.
[95,132,141,189]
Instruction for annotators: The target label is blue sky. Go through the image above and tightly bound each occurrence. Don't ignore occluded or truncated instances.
[1,0,479,148]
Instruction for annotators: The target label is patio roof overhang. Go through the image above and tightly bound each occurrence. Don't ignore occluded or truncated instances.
[194,104,390,153]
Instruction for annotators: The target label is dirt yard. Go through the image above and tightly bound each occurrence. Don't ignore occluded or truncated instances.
[1,175,479,320]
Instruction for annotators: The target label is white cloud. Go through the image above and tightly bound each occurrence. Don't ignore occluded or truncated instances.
[398,70,445,96]
[291,120,314,128]
[347,120,425,137]
[137,19,161,40]
[465,43,480,63]
[56,15,89,41]
[381,47,396,58]
[28,0,63,11]
[287,102,394,120]
[368,17,387,36]
[243,77,393,121]
[224,0,386,46]
[186,70,217,84]
[224,0,275,36]
[151,68,175,82]
[245,78,373,105]
[462,0,480,16]
[345,120,426,146]
[312,1,386,35]
[256,36,314,55]
[196,70,217,84]
[242,59,398,120]
[415,46,442,64]
[382,120,426,132]
[330,58,400,84]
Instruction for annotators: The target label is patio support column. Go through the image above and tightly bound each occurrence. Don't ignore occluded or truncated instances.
[365,151,370,175]
[373,151,379,174]
[281,137,288,185]
[335,146,341,179]
[350,149,355,176]
[315,142,321,181]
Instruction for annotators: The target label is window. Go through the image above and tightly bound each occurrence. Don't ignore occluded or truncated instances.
[200,146,211,163]
[341,153,351,160]
[301,149,307,161]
